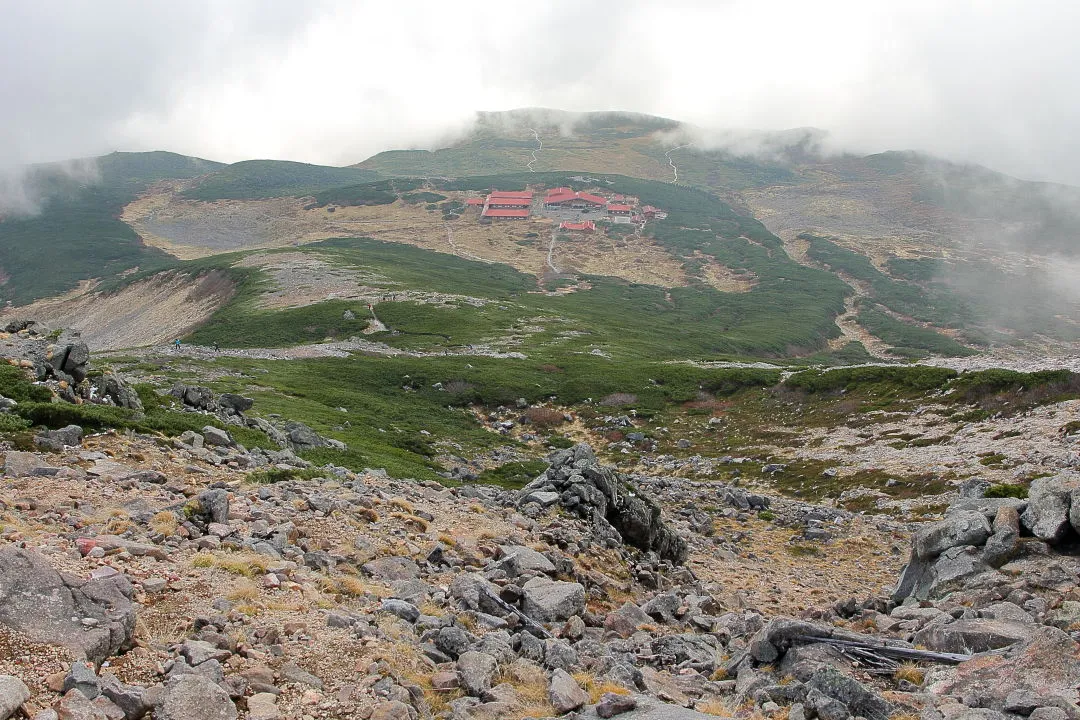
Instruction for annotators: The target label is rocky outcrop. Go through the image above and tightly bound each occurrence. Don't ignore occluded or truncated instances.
[518,444,689,564]
[0,546,136,666]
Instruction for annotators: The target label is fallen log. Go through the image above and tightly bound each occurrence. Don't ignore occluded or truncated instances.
[792,635,974,664]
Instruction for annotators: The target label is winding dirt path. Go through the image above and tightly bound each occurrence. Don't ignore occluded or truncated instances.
[527,128,543,172]
[665,144,692,184]
[444,222,495,264]
[546,230,561,275]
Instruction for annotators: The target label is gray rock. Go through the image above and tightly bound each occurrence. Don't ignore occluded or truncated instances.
[98,674,152,720]
[380,599,420,624]
[1003,689,1041,715]
[200,426,233,448]
[435,626,473,659]
[3,451,51,477]
[284,422,326,449]
[947,497,1028,522]
[983,506,1021,568]
[219,394,253,413]
[1029,709,1069,720]
[101,374,143,411]
[1021,475,1079,543]
[805,666,892,720]
[246,693,280,720]
[456,651,498,697]
[604,602,652,638]
[543,639,579,671]
[549,668,589,714]
[806,688,850,720]
[521,577,585,623]
[522,491,560,507]
[596,692,637,718]
[63,661,100,699]
[0,675,30,720]
[517,444,688,564]
[913,619,1030,654]
[155,674,237,720]
[0,546,136,665]
[279,662,322,689]
[180,640,232,667]
[914,511,991,560]
[363,556,420,582]
[197,490,230,524]
[495,546,555,577]
[35,424,83,451]
[641,593,679,624]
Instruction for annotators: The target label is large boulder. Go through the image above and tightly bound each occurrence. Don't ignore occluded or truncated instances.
[1021,475,1080,544]
[155,674,237,720]
[0,676,30,720]
[914,512,992,560]
[517,444,688,564]
[101,374,143,412]
[548,669,588,714]
[983,505,1021,568]
[456,651,498,697]
[925,626,1080,711]
[805,666,894,720]
[0,546,136,666]
[914,619,1031,654]
[521,577,585,623]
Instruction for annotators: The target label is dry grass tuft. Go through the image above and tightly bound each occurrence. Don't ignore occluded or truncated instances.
[149,510,179,536]
[893,662,925,686]
[357,507,380,523]
[226,580,260,603]
[388,497,415,514]
[572,671,629,704]
[697,698,736,717]
[191,552,215,568]
[391,512,430,532]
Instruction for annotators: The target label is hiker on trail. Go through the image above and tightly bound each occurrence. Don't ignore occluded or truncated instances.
[174,339,181,352]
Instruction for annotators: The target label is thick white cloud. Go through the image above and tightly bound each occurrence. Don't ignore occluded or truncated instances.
[3,0,1080,183]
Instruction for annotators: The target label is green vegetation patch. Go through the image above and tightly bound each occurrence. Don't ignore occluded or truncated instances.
[182,160,381,201]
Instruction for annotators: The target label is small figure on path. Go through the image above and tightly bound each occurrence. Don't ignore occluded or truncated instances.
[174,338,181,352]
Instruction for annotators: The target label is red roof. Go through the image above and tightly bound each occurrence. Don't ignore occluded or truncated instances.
[487,198,531,207]
[641,205,659,213]
[559,220,595,231]
[545,191,606,206]
[482,208,530,218]
[465,198,485,206]
[607,204,633,212]
[545,187,573,197]
[489,190,533,199]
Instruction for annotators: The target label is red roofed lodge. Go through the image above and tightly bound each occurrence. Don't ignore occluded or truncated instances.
[482,207,530,220]
[607,204,633,215]
[559,220,595,232]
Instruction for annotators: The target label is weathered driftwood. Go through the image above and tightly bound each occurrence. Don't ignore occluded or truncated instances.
[478,585,554,639]
[793,635,974,665]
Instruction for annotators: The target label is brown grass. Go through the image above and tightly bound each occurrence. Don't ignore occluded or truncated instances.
[388,497,415,514]
[572,671,629,704]
[893,662,925,685]
[524,407,567,428]
[149,510,179,536]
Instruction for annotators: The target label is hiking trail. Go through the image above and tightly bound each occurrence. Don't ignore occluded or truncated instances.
[665,143,692,184]
[527,128,542,172]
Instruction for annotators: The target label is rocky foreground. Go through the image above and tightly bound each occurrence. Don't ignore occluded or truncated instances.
[0,324,1078,719]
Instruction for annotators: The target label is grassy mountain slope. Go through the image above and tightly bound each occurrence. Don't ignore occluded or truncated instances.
[181,160,382,201]
[0,151,222,305]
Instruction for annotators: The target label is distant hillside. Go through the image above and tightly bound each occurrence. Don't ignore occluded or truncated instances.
[181,160,382,201]
[0,151,222,305]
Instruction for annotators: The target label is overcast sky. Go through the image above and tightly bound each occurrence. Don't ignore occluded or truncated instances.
[4,0,1080,184]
